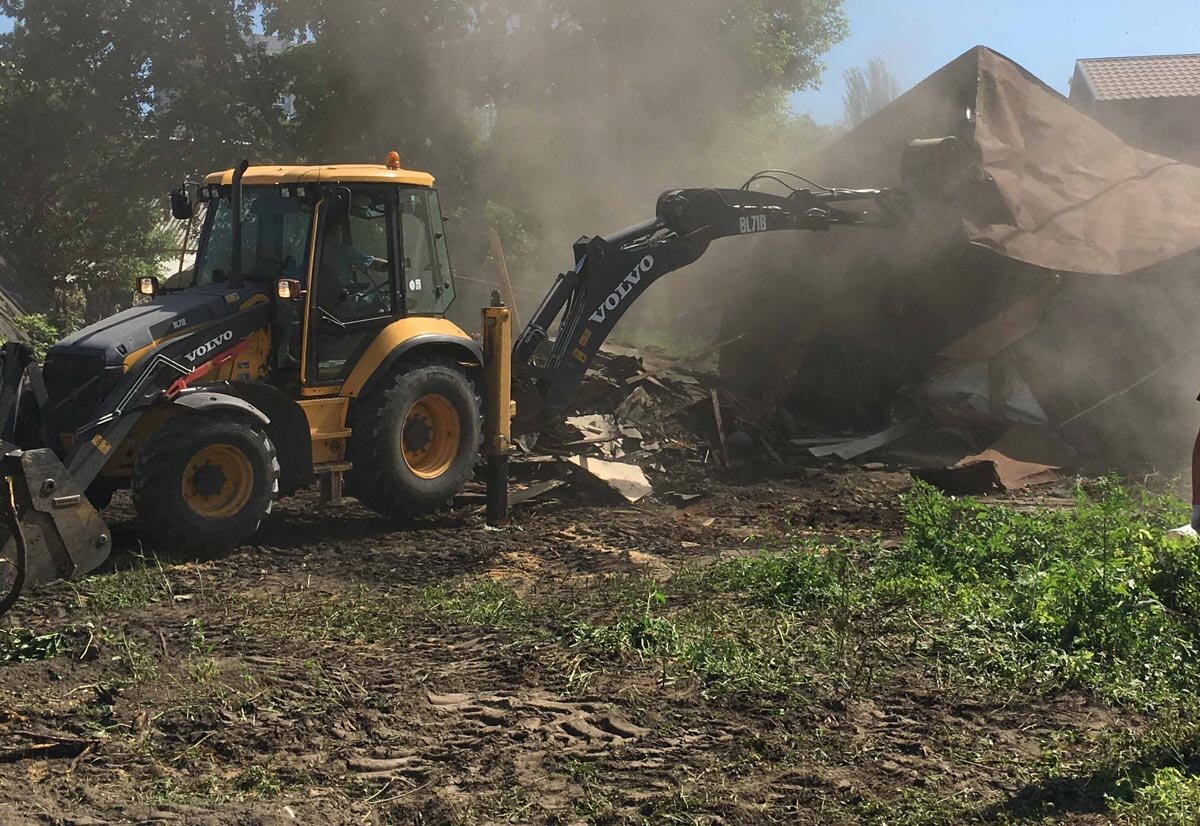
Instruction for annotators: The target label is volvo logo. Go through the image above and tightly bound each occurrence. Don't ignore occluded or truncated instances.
[589,256,655,325]
[185,330,234,364]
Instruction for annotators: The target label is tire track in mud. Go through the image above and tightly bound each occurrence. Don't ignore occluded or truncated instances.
[4,471,1127,824]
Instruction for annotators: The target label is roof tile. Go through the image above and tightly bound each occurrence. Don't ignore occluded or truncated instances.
[1076,54,1200,101]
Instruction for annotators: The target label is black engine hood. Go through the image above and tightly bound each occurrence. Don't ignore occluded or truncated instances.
[49,284,269,367]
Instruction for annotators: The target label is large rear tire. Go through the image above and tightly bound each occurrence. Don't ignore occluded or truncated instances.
[348,360,481,520]
[133,411,279,552]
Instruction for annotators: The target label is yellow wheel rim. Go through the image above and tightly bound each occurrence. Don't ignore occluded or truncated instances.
[402,394,462,480]
[181,444,254,519]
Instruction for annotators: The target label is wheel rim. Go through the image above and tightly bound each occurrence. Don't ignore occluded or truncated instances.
[181,444,255,519]
[402,394,462,480]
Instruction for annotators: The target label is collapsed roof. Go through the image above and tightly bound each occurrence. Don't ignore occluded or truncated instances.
[720,46,1200,463]
[806,45,1200,277]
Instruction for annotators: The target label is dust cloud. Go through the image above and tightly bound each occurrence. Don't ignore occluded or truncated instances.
[721,45,1200,466]
[410,2,843,348]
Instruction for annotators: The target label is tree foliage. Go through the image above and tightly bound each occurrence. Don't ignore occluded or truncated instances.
[0,0,848,320]
[842,57,898,127]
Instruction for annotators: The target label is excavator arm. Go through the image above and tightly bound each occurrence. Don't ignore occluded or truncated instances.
[513,176,903,425]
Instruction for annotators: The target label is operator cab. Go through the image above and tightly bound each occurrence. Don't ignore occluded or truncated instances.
[166,158,458,387]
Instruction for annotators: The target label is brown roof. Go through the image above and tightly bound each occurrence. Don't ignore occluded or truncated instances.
[1075,54,1200,101]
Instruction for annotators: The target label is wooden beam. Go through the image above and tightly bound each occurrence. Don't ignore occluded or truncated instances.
[487,227,520,330]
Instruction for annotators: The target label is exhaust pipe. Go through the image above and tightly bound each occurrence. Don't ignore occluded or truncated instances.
[229,159,250,289]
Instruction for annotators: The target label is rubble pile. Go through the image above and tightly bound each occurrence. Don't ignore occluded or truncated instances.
[501,339,1079,510]
[506,345,785,507]
[720,45,1200,478]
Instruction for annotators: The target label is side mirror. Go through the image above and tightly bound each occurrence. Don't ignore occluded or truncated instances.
[138,276,160,297]
[170,187,194,220]
[276,279,304,301]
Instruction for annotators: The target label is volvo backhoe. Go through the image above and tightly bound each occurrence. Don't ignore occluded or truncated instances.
[0,145,927,615]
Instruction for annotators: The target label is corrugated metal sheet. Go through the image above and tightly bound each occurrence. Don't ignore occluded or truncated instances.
[1077,54,1200,101]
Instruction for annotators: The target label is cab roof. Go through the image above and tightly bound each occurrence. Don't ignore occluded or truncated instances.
[203,164,436,188]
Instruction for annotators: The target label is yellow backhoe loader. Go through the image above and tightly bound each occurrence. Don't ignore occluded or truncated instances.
[0,142,934,614]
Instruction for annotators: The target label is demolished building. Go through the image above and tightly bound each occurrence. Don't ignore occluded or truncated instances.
[721,45,1200,466]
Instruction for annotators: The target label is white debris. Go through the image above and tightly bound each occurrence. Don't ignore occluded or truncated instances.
[565,456,653,502]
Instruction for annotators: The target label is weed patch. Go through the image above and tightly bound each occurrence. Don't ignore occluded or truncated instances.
[889,480,1199,706]
[73,555,176,613]
[420,579,530,627]
[0,627,69,664]
[569,588,826,697]
[691,480,1200,707]
[1112,766,1200,825]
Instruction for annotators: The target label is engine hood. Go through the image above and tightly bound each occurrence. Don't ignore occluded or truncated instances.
[49,284,270,368]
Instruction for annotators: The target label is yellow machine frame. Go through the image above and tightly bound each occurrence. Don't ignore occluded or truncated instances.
[98,162,484,490]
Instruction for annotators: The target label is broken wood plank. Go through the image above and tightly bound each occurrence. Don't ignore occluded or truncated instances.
[510,479,566,506]
[564,457,652,502]
[758,434,783,464]
[789,437,854,448]
[710,389,730,469]
[487,226,521,329]
[810,421,920,461]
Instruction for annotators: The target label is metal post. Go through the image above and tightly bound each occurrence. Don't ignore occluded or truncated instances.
[482,303,514,526]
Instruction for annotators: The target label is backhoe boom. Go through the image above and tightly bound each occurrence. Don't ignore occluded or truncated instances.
[513,180,900,424]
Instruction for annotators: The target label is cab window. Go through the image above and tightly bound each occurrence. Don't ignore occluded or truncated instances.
[399,188,456,314]
[194,188,312,287]
[310,189,395,384]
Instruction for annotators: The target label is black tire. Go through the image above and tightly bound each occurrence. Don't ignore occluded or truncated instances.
[132,411,280,552]
[348,359,481,520]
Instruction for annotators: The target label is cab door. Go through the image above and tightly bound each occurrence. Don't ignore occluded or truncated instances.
[304,186,400,388]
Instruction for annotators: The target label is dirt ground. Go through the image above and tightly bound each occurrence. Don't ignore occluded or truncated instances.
[0,466,1150,824]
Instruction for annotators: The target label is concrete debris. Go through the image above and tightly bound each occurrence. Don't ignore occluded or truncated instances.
[521,342,1082,509]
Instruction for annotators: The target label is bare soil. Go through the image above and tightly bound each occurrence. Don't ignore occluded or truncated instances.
[0,467,1138,824]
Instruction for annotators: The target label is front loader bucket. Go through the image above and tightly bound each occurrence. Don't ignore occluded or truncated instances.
[0,448,111,615]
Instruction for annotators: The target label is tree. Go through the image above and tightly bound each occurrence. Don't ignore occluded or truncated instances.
[842,58,898,127]
[260,0,850,282]
[0,0,851,325]
[0,0,292,319]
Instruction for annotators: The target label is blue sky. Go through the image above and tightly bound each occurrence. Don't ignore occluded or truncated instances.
[792,0,1200,123]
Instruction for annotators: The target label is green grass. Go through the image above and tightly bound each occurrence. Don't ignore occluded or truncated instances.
[71,553,177,613]
[420,579,530,627]
[886,479,1199,706]
[146,762,288,805]
[423,479,1200,822]
[567,589,822,698]
[239,584,410,644]
[1112,766,1200,825]
[0,627,69,663]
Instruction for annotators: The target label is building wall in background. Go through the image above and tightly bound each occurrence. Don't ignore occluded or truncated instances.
[1070,56,1200,166]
